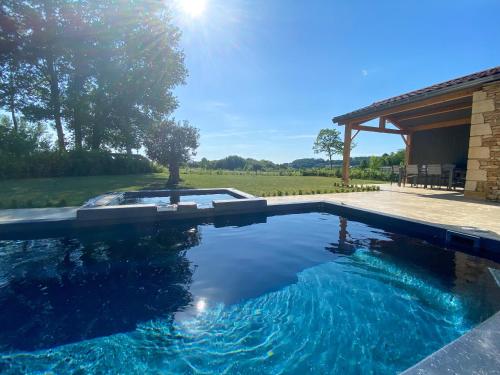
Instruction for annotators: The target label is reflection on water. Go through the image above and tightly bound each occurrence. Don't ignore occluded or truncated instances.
[0,212,498,374]
[0,225,200,351]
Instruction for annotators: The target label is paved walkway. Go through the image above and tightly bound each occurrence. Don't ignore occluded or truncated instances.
[268,184,500,240]
[0,207,77,223]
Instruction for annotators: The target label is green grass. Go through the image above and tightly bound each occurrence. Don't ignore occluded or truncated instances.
[0,172,381,209]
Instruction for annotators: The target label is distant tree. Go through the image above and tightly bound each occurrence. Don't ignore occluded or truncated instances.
[144,120,199,186]
[0,115,51,156]
[367,149,405,169]
[313,129,346,170]
[199,157,210,169]
[215,155,246,170]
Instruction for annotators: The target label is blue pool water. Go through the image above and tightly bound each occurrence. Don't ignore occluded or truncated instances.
[121,193,237,208]
[0,212,498,374]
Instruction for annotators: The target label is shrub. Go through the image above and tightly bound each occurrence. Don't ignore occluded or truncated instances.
[0,151,160,179]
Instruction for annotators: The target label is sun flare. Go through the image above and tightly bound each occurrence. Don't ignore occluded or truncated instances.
[178,0,207,18]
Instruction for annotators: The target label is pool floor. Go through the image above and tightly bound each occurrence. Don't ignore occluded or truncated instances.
[0,212,498,374]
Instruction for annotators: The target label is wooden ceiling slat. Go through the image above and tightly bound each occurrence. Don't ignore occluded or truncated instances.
[408,118,470,132]
[392,103,472,122]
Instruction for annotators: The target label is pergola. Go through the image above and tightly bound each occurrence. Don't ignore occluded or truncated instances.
[331,68,499,185]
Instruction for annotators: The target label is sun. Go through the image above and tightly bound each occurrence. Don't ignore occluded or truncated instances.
[178,0,207,18]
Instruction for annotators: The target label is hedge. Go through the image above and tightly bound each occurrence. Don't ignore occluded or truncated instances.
[0,151,161,179]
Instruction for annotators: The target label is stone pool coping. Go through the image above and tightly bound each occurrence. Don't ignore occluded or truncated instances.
[0,193,499,374]
[401,310,500,375]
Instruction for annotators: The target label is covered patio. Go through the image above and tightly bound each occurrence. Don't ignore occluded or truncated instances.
[332,67,500,201]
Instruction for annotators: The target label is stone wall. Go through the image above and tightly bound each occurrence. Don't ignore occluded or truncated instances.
[464,81,500,201]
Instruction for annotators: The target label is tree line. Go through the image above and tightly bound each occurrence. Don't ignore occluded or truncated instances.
[189,151,404,172]
[1,0,186,153]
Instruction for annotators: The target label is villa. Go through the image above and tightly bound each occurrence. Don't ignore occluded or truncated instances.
[333,66,500,201]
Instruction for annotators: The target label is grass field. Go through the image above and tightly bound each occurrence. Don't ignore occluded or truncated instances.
[0,172,381,208]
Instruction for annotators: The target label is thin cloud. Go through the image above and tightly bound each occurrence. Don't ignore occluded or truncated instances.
[361,69,369,77]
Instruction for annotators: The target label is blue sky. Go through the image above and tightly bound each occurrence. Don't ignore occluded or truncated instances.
[172,0,500,163]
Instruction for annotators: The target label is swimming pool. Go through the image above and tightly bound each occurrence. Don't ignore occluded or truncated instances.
[0,211,498,374]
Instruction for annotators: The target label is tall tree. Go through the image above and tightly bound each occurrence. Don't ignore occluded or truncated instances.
[313,128,350,170]
[13,0,71,151]
[144,120,199,186]
[1,0,187,152]
[0,1,28,131]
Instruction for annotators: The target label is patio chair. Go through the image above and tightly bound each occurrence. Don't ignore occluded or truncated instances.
[390,165,402,186]
[425,164,442,189]
[404,164,419,187]
[441,164,456,190]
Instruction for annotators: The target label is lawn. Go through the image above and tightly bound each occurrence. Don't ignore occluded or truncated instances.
[0,172,381,208]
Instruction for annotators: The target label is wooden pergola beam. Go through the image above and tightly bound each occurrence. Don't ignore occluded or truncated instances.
[351,124,409,135]
[351,129,360,141]
[342,123,352,185]
[408,117,469,132]
[392,104,472,122]
[339,88,475,125]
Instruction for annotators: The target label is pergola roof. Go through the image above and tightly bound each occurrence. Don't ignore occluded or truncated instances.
[332,66,500,126]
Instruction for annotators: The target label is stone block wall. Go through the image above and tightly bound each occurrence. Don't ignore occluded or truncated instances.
[464,81,500,201]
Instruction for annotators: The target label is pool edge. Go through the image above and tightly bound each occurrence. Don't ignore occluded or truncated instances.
[401,310,500,375]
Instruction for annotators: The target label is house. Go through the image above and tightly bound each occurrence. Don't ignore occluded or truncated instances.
[332,66,500,201]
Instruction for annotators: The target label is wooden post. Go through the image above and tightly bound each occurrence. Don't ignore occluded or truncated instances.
[405,133,412,165]
[342,123,352,185]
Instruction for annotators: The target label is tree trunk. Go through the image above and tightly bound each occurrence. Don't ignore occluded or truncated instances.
[44,1,65,151]
[10,99,18,132]
[90,89,105,150]
[47,52,66,151]
[72,64,84,150]
[328,154,333,170]
[73,106,83,150]
[168,163,180,186]
[9,70,18,132]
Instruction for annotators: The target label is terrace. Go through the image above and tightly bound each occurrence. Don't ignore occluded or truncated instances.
[267,183,500,241]
[332,66,500,202]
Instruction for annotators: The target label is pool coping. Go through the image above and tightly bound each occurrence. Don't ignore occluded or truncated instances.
[401,310,500,375]
[0,194,499,374]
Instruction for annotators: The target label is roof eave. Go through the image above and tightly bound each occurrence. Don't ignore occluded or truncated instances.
[332,74,500,125]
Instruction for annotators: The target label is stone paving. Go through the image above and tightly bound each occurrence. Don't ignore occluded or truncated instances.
[0,207,77,223]
[267,184,500,240]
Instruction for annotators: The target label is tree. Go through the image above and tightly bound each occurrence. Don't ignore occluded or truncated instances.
[0,115,51,156]
[144,120,199,186]
[313,129,345,170]
[1,0,187,153]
